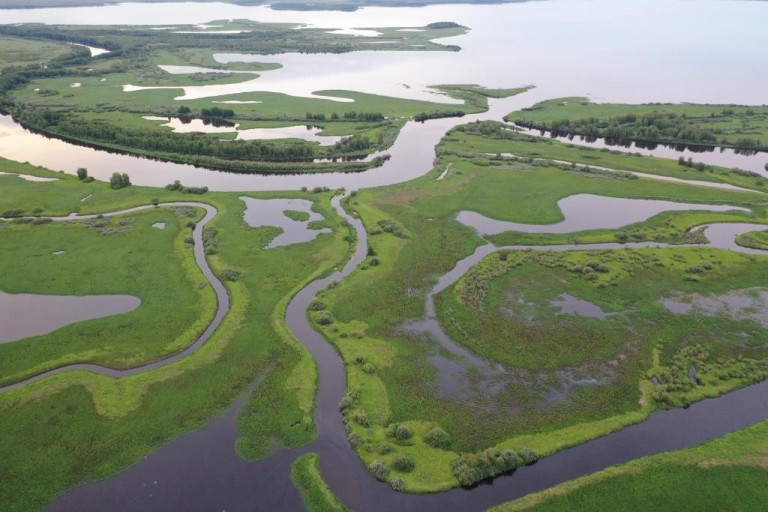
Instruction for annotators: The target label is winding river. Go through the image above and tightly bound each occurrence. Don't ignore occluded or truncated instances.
[0,202,228,393]
[40,194,768,511]
[2,0,768,509]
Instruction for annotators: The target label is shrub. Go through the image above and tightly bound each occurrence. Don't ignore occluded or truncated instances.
[377,219,409,238]
[348,432,362,448]
[423,427,451,449]
[451,448,521,486]
[31,207,44,214]
[351,410,369,426]
[394,425,413,441]
[221,269,241,282]
[391,477,405,492]
[309,299,326,311]
[109,172,131,189]
[369,460,389,481]
[377,443,393,455]
[392,453,415,473]
[315,311,334,325]
[76,167,88,180]
[1,209,24,218]
[184,236,195,245]
[362,363,376,374]
[519,448,539,465]
[165,180,208,194]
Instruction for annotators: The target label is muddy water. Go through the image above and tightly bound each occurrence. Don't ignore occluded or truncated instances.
[0,291,140,344]
[456,194,751,235]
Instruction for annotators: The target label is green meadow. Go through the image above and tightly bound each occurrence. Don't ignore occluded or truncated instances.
[0,159,350,510]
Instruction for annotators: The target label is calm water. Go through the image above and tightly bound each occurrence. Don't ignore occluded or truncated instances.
[3,1,768,510]
[456,194,750,235]
[0,291,140,343]
[240,196,332,248]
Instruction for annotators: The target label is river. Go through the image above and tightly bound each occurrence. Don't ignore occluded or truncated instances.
[2,0,768,510]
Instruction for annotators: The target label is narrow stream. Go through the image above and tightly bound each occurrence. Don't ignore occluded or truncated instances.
[0,202,228,393]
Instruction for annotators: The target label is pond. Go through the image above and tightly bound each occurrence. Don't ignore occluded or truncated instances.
[0,290,140,344]
[240,197,332,248]
[456,194,750,235]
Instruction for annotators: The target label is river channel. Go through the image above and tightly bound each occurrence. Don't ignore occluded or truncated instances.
[2,0,768,510]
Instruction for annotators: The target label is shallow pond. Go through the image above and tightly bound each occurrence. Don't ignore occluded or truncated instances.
[0,290,140,344]
[662,288,768,328]
[456,194,749,235]
[551,293,618,319]
[241,197,331,248]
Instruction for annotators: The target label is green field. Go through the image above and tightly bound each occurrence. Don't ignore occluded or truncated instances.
[305,119,768,492]
[0,159,350,510]
[508,98,768,151]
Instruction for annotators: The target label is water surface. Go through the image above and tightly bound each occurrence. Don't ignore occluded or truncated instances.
[0,291,140,343]
[456,194,750,235]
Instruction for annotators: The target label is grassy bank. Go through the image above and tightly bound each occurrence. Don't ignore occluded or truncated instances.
[0,159,350,509]
[492,418,768,511]
[291,453,349,512]
[304,119,768,492]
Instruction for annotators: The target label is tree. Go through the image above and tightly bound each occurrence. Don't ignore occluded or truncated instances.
[76,167,88,180]
[109,172,131,189]
[177,105,191,115]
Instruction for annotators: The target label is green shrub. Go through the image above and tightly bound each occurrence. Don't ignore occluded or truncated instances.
[221,269,241,282]
[309,300,326,311]
[423,427,451,449]
[395,425,412,441]
[391,477,405,492]
[377,443,393,455]
[451,448,520,487]
[315,311,335,325]
[351,410,369,427]
[369,460,389,481]
[392,453,415,473]
[519,448,539,465]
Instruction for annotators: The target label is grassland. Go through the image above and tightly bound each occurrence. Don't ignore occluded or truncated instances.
[291,453,349,512]
[304,119,768,492]
[0,204,217,386]
[508,97,768,151]
[0,35,73,71]
[492,417,768,512]
[0,158,351,510]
